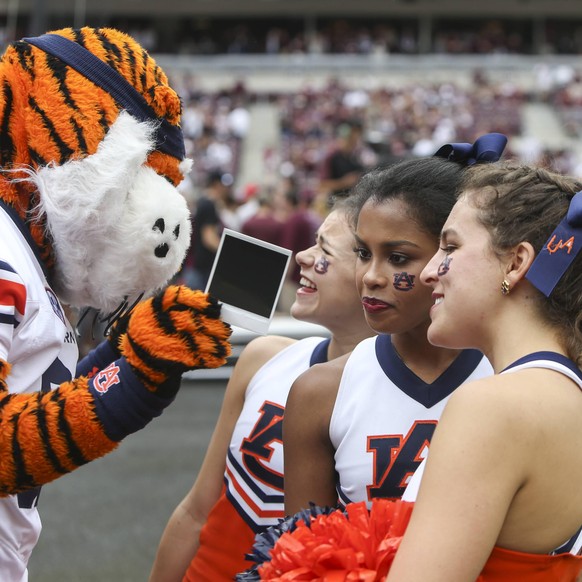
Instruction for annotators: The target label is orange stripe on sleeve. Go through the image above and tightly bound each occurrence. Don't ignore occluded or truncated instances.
[0,279,26,317]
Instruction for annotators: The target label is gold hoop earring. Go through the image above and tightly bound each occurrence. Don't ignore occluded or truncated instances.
[501,279,511,295]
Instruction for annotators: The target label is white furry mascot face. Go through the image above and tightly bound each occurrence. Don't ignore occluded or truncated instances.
[0,27,192,314]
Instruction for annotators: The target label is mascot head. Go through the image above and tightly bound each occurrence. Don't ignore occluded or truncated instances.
[0,27,192,314]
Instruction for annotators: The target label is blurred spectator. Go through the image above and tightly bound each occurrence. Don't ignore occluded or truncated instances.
[165,79,251,191]
[236,182,261,226]
[278,180,322,311]
[217,173,242,231]
[241,188,283,246]
[318,118,366,205]
[191,124,234,180]
[227,102,251,139]
[183,171,228,290]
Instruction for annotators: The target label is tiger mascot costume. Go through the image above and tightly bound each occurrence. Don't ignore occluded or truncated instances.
[0,27,231,579]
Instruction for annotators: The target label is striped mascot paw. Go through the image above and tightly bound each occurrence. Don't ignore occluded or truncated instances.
[119,285,232,393]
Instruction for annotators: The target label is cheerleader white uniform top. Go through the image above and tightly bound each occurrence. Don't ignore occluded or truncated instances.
[184,336,330,582]
[403,351,582,556]
[330,334,493,507]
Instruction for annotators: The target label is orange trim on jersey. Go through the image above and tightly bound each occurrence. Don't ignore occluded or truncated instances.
[479,545,582,581]
[225,463,285,520]
[0,278,26,316]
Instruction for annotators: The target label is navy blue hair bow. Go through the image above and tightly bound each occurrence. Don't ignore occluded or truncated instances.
[525,190,582,297]
[433,133,508,165]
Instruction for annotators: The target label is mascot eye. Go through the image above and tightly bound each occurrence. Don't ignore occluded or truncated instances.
[173,224,180,239]
[155,243,170,258]
[153,218,165,233]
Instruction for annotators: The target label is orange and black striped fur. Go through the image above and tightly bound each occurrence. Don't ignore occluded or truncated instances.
[0,27,231,497]
[0,361,117,496]
[121,286,231,393]
[0,285,230,496]
[0,27,184,270]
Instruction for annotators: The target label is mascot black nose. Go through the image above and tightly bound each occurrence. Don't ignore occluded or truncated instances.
[153,219,169,257]
[155,243,169,258]
[153,217,182,258]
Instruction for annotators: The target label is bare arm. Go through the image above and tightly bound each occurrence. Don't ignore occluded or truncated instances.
[283,355,348,515]
[200,223,221,253]
[386,377,531,582]
[149,335,294,582]
[319,171,361,195]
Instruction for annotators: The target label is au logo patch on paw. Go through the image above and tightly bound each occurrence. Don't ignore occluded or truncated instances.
[94,362,121,394]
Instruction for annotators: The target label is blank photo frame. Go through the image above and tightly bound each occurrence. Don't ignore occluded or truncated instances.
[205,229,292,334]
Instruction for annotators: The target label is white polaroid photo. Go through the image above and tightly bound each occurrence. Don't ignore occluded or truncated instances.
[205,229,292,334]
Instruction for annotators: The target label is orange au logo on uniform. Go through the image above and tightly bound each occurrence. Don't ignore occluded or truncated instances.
[546,234,575,254]
[94,362,121,394]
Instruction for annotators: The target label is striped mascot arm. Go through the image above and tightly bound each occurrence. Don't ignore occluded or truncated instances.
[0,360,117,496]
[0,285,231,497]
[118,285,232,393]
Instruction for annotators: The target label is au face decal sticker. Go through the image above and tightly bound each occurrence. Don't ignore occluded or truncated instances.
[393,272,415,291]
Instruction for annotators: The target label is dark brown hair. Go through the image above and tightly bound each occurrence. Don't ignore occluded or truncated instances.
[347,157,466,240]
[461,162,582,366]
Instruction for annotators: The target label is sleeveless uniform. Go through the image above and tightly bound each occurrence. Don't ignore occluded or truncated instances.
[184,336,330,582]
[403,352,582,580]
[0,207,78,581]
[330,334,493,507]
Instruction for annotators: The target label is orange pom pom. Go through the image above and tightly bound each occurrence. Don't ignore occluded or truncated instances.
[258,500,413,581]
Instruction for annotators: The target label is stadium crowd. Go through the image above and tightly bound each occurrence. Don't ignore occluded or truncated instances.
[169,67,580,208]
[116,17,582,56]
[165,62,582,309]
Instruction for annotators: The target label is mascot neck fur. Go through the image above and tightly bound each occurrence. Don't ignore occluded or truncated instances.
[25,112,192,313]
